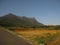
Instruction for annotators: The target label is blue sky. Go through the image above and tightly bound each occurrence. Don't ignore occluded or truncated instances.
[0,0,60,25]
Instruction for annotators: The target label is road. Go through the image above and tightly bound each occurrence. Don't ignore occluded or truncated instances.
[0,29,34,45]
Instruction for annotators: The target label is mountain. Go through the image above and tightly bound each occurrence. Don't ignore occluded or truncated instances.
[0,13,44,28]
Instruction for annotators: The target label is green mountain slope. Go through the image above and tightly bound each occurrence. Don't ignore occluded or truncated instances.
[0,13,44,28]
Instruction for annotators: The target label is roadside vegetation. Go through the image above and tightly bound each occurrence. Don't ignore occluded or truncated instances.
[14,29,60,45]
[0,25,60,45]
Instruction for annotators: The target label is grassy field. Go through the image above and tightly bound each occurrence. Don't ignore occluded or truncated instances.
[14,29,60,45]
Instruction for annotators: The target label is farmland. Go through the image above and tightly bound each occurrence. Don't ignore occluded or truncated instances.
[14,29,60,45]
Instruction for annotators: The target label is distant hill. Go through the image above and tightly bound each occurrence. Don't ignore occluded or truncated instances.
[0,13,44,28]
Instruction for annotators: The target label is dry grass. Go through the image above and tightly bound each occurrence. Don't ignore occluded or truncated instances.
[14,29,60,45]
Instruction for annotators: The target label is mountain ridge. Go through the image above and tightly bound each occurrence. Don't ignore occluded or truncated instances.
[0,13,44,28]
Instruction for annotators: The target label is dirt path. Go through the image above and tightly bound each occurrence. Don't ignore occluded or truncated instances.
[0,29,34,45]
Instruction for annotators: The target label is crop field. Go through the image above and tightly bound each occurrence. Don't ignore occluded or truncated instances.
[14,29,60,45]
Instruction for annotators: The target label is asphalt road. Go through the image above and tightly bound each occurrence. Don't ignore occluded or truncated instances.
[0,29,33,45]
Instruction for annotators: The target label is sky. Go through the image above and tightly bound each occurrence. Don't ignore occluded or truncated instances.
[0,0,60,25]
